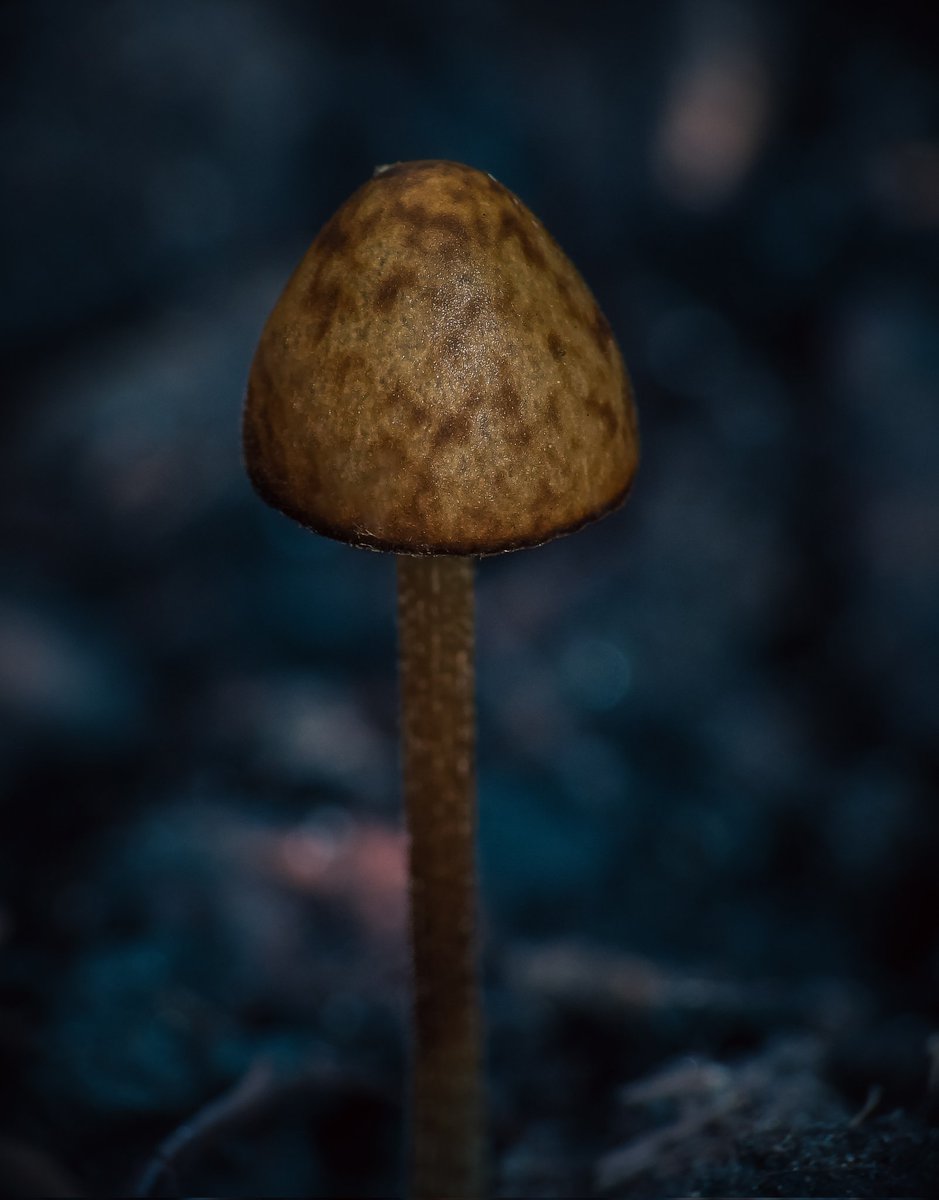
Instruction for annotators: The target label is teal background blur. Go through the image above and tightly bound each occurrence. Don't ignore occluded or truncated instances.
[1,1,937,1195]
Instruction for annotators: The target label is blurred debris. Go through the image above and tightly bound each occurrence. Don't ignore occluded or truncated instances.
[0,597,144,752]
[509,942,672,1011]
[654,0,773,207]
[206,672,392,796]
[507,941,867,1031]
[597,1037,844,1191]
[245,810,407,944]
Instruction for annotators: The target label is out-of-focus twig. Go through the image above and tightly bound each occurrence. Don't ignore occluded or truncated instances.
[597,1090,739,1191]
[131,1054,386,1198]
[133,1058,276,1197]
[508,941,866,1031]
[848,1083,882,1128]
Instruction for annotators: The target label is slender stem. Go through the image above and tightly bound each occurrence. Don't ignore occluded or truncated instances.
[397,554,485,1200]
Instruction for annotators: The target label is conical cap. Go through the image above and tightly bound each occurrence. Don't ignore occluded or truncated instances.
[244,159,638,555]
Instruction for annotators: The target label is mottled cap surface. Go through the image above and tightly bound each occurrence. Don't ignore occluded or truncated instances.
[244,159,639,555]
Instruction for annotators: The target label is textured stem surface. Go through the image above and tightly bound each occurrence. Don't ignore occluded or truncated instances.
[397,554,485,1200]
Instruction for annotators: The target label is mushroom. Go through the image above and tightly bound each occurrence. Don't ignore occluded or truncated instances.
[243,159,639,1199]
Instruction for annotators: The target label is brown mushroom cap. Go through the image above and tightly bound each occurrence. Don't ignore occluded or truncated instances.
[244,159,639,555]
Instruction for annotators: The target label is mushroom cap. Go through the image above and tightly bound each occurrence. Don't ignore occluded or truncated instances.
[244,160,638,555]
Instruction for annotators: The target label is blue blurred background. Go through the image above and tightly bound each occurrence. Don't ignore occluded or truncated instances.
[1,1,937,1195]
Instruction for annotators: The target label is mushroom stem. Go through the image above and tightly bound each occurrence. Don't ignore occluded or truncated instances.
[397,553,485,1200]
